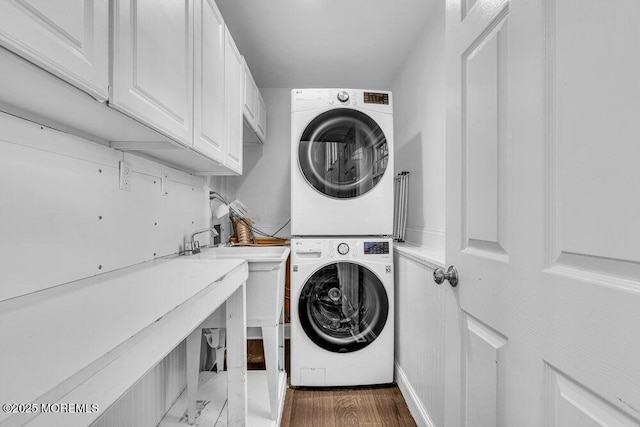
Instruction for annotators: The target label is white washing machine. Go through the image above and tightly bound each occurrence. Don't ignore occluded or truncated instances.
[290,237,394,387]
[291,89,394,236]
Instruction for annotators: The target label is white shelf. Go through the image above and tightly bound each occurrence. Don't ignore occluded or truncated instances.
[0,257,248,426]
[160,371,287,427]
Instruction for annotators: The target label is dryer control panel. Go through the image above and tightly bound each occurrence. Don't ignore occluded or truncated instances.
[291,89,393,113]
[363,92,389,105]
[326,239,392,260]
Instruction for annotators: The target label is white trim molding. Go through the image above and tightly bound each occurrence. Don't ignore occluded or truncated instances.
[404,226,445,253]
[394,242,445,270]
[395,362,436,427]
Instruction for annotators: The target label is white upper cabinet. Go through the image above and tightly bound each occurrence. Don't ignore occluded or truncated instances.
[224,26,243,174]
[193,0,226,164]
[111,0,246,174]
[0,0,254,175]
[111,0,194,146]
[241,57,267,145]
[255,91,267,142]
[0,0,109,101]
[242,57,257,123]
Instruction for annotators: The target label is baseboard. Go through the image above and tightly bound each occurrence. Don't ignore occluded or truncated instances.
[395,362,436,427]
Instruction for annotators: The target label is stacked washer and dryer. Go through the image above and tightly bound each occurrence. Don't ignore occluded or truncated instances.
[290,88,395,387]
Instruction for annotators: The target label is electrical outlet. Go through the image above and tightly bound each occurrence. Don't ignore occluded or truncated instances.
[119,161,132,191]
[161,173,169,196]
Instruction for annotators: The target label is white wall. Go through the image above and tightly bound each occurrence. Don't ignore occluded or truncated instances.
[0,112,224,426]
[390,8,446,253]
[207,175,239,243]
[230,88,292,238]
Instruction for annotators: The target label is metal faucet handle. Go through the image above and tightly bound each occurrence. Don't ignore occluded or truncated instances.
[189,228,218,254]
[191,227,218,238]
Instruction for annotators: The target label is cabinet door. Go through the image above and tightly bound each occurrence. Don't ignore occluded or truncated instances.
[255,91,267,143]
[193,0,225,163]
[111,0,194,146]
[224,27,243,174]
[242,58,256,125]
[0,0,108,101]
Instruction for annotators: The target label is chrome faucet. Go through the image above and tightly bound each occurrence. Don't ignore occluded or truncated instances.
[189,228,219,254]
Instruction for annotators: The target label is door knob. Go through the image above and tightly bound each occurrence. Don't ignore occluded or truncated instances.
[433,266,459,287]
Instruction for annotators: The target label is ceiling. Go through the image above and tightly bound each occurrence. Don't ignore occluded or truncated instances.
[215,0,436,89]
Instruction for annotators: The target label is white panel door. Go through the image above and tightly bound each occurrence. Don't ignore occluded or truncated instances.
[224,27,243,175]
[444,0,640,426]
[193,0,225,163]
[0,0,108,101]
[111,0,194,146]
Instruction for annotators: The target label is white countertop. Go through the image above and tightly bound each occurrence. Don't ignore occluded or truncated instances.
[0,256,247,426]
[189,245,290,264]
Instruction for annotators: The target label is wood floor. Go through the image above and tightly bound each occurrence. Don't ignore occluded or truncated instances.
[247,339,417,426]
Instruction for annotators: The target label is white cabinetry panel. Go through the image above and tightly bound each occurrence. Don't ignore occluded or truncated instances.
[111,0,194,146]
[242,58,257,123]
[241,57,266,145]
[0,0,248,176]
[224,27,243,174]
[256,91,267,142]
[193,0,225,164]
[0,0,108,101]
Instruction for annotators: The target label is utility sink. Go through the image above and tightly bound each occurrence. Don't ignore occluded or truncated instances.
[184,245,290,422]
[192,245,288,263]
[188,245,290,327]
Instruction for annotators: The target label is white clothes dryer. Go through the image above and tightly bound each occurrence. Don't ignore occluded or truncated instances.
[290,237,394,387]
[291,89,394,236]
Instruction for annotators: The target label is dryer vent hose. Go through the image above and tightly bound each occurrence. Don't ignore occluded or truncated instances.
[234,218,255,245]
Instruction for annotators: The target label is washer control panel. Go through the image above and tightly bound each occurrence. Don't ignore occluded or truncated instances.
[292,239,392,261]
[363,241,390,255]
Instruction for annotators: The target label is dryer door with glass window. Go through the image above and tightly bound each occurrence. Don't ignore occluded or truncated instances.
[298,262,388,353]
[298,109,389,199]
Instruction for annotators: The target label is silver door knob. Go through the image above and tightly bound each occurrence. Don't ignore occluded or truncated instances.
[433,266,459,287]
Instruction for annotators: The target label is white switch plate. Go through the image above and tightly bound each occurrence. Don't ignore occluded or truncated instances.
[119,161,132,191]
[161,173,169,196]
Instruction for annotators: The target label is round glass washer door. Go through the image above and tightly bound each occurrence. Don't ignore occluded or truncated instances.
[298,262,389,353]
[298,109,389,199]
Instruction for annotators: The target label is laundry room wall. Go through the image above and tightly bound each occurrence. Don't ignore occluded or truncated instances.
[230,88,292,238]
[391,8,446,254]
[0,111,226,426]
[389,3,447,426]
